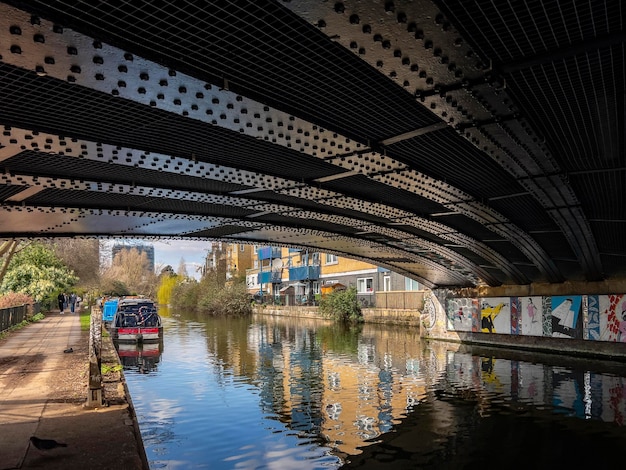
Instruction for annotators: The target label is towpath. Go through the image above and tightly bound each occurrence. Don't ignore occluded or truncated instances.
[0,311,146,469]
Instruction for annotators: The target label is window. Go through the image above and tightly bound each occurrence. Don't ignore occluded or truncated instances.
[405,278,420,291]
[325,253,338,265]
[312,281,320,294]
[240,244,245,251]
[383,276,391,291]
[357,277,373,293]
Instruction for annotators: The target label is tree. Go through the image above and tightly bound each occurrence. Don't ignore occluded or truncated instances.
[0,240,21,285]
[177,258,189,278]
[101,247,157,298]
[0,242,77,302]
[46,239,100,287]
[157,274,179,305]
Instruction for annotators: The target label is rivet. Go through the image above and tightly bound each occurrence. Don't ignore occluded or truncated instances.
[67,46,78,55]
[9,25,22,35]
[44,56,55,64]
[349,14,360,24]
[92,39,102,48]
[362,24,371,34]
[124,52,133,61]
[93,56,104,64]
[140,72,149,80]
[334,2,345,13]
[70,65,81,73]
[34,33,45,43]
[397,12,407,23]
[118,65,127,73]
[317,19,326,28]
[10,45,21,54]
[117,80,126,87]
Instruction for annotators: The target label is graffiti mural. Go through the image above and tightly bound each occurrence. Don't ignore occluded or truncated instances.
[445,298,477,332]
[480,298,510,334]
[445,293,626,345]
[551,296,583,339]
[520,296,543,337]
[596,294,626,342]
[510,297,521,335]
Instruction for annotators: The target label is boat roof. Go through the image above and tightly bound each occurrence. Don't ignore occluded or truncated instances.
[117,298,155,306]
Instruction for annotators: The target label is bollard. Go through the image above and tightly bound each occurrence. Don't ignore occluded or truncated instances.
[86,307,103,407]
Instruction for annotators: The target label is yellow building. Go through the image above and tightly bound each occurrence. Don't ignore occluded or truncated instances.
[239,245,422,306]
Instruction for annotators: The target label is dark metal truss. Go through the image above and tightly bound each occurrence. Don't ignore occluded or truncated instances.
[0,0,623,289]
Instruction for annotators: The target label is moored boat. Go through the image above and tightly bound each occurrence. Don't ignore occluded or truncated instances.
[110,297,162,343]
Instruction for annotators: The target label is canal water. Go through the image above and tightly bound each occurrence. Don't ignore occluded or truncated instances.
[118,309,626,469]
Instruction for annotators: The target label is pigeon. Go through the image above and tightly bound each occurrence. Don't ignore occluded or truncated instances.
[63,347,73,353]
[30,436,68,450]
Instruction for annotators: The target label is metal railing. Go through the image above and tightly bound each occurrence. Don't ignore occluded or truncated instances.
[0,304,28,333]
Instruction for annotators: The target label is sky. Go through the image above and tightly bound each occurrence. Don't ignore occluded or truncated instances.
[152,240,210,277]
[107,239,211,279]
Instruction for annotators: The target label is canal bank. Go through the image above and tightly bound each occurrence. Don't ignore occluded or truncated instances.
[254,304,626,362]
[0,311,147,470]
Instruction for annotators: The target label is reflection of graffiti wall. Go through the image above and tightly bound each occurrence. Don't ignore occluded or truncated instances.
[446,294,626,344]
[446,352,626,426]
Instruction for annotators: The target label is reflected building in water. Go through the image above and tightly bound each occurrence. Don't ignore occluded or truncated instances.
[196,313,626,463]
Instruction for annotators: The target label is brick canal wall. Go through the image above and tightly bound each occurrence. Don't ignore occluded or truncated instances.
[254,305,421,328]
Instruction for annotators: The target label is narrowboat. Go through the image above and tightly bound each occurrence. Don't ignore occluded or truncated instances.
[110,297,162,343]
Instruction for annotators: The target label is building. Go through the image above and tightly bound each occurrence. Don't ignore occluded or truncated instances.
[244,245,423,306]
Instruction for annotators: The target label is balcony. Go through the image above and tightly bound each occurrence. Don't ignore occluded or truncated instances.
[257,247,282,260]
[288,265,320,281]
[258,269,282,284]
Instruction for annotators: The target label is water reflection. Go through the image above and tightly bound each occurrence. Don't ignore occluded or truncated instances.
[115,340,163,374]
[122,310,626,469]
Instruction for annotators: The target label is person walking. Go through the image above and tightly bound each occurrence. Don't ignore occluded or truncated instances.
[57,292,65,314]
[69,293,77,314]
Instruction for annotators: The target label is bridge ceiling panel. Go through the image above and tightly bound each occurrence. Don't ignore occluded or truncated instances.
[0,0,623,289]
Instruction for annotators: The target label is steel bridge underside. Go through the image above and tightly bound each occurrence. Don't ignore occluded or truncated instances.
[0,0,624,289]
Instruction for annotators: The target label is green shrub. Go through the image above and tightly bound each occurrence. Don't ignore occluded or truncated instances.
[170,280,201,310]
[199,282,252,316]
[319,286,362,323]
